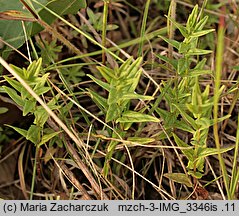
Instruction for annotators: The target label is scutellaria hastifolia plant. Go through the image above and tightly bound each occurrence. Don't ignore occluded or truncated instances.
[156,4,234,187]
[87,57,159,176]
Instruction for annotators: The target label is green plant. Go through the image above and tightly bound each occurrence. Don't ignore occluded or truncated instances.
[156,5,233,185]
[87,57,159,176]
[2,58,62,198]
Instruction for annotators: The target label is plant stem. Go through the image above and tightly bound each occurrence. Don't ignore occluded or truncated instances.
[30,146,39,200]
[138,0,151,57]
[102,0,109,64]
[213,7,231,199]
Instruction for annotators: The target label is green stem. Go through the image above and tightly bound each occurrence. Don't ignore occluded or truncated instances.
[229,96,239,197]
[213,13,231,199]
[138,0,151,56]
[102,0,109,64]
[30,146,39,200]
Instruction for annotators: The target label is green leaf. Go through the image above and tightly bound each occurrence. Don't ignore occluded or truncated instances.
[2,86,24,107]
[106,103,121,122]
[119,93,154,101]
[187,48,212,56]
[233,65,239,70]
[34,86,51,95]
[87,74,110,92]
[186,4,198,30]
[195,16,209,31]
[155,54,178,69]
[188,170,203,179]
[119,57,142,79]
[187,103,212,119]
[34,107,49,127]
[6,125,27,138]
[4,76,22,92]
[38,131,62,146]
[173,103,198,129]
[116,111,160,123]
[174,120,195,133]
[121,122,133,131]
[106,24,118,31]
[87,8,97,25]
[191,29,215,38]
[177,57,188,75]
[173,133,194,161]
[186,69,212,77]
[201,85,210,101]
[23,99,36,116]
[166,15,188,38]
[198,146,234,158]
[21,87,31,100]
[107,86,121,105]
[164,173,192,187]
[87,88,108,110]
[0,107,8,114]
[96,66,116,83]
[195,114,231,130]
[158,36,180,50]
[27,58,42,79]
[27,125,40,144]
[127,137,155,144]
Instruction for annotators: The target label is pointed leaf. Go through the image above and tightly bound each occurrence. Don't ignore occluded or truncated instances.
[120,57,142,79]
[186,4,198,30]
[87,88,108,110]
[186,69,212,77]
[96,66,117,83]
[87,74,110,91]
[127,137,155,144]
[158,36,180,50]
[173,133,194,161]
[23,99,36,116]
[119,93,154,101]
[198,146,234,158]
[106,103,121,122]
[174,120,195,133]
[27,125,40,144]
[191,29,215,38]
[173,103,198,129]
[195,16,209,31]
[34,107,49,127]
[6,125,27,138]
[166,15,188,38]
[164,173,193,187]
[4,76,22,92]
[188,170,203,179]
[187,48,212,56]
[116,111,159,123]
[155,53,178,69]
[39,131,62,146]
[2,86,24,107]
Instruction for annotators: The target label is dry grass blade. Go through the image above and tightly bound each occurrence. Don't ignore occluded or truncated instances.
[18,144,28,199]
[60,163,92,200]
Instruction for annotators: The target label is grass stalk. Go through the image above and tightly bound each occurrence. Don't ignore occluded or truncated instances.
[213,9,231,199]
[229,95,239,197]
[138,0,151,56]
[102,0,109,64]
[30,146,39,200]
[31,0,124,63]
